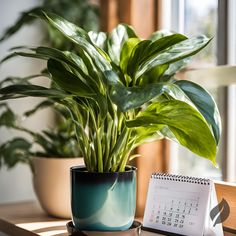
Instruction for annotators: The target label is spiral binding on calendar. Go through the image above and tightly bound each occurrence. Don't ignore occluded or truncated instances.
[151,173,210,185]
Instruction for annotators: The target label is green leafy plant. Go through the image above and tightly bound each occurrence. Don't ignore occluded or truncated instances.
[0,12,221,173]
[0,100,81,171]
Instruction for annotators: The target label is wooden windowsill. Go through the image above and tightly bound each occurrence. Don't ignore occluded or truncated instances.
[0,201,235,236]
[0,201,163,236]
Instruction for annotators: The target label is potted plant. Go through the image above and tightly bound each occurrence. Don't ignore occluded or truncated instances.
[0,99,83,218]
[0,12,221,231]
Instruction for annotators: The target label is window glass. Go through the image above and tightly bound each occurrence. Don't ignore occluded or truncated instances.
[184,0,218,65]
[169,0,222,179]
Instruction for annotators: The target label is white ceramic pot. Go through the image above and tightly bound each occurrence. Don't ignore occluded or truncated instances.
[32,157,83,218]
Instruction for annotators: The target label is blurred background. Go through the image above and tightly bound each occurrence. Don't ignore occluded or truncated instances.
[0,0,50,203]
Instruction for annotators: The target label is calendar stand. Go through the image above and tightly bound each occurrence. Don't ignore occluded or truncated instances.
[143,173,224,236]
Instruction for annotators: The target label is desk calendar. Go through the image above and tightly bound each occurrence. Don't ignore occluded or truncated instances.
[143,173,224,236]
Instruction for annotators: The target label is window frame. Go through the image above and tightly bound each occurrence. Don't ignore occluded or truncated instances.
[159,0,236,182]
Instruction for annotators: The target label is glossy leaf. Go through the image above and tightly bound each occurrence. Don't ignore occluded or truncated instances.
[120,38,141,74]
[19,47,102,91]
[136,36,212,79]
[107,24,138,65]
[109,80,190,112]
[110,82,163,112]
[143,34,188,63]
[127,34,187,78]
[33,11,112,71]
[126,100,217,163]
[126,40,151,78]
[131,126,164,147]
[137,64,169,85]
[48,58,108,120]
[0,84,68,99]
[162,58,190,80]
[47,59,95,97]
[175,80,221,144]
[36,47,88,73]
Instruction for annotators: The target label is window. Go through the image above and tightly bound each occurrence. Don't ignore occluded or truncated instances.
[224,0,236,182]
[159,0,236,182]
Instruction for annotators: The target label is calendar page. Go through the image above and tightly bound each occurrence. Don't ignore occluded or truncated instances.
[143,174,211,236]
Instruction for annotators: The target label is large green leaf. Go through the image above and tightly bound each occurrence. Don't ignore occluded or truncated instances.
[74,48,102,91]
[126,100,217,164]
[106,74,190,112]
[107,24,138,65]
[48,59,108,120]
[131,126,164,148]
[143,34,188,63]
[120,38,141,75]
[0,47,39,64]
[135,36,212,79]
[105,70,166,111]
[32,11,112,71]
[15,47,102,92]
[110,83,163,112]
[36,47,88,74]
[4,46,105,96]
[47,59,95,97]
[126,40,151,78]
[127,34,187,78]
[175,80,221,144]
[15,47,90,80]
[0,84,68,100]
[137,64,169,85]
[161,58,189,81]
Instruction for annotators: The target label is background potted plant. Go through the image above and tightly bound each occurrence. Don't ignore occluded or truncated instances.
[0,0,99,218]
[0,99,83,218]
[0,11,221,231]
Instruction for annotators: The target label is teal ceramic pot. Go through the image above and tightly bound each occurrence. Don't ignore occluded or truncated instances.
[71,165,137,231]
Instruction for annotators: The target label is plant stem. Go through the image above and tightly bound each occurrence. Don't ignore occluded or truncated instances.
[89,105,103,172]
[118,129,133,171]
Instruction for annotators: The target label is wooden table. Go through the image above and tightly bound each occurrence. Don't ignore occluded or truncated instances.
[0,201,235,236]
[0,201,161,236]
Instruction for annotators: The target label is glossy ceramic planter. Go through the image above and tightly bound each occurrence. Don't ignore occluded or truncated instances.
[33,157,83,218]
[71,166,137,231]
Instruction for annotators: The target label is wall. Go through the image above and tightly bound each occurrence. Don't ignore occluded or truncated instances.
[0,0,53,204]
